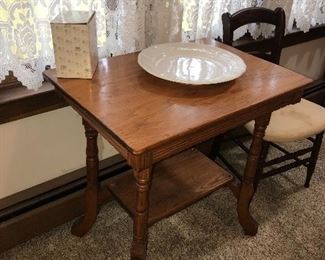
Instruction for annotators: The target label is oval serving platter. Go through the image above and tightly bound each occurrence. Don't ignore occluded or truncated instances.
[138,42,246,85]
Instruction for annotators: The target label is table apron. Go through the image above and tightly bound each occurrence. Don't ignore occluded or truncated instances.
[54,87,130,160]
[54,86,303,166]
[151,90,303,163]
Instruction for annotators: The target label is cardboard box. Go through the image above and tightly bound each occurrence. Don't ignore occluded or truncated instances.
[51,11,98,78]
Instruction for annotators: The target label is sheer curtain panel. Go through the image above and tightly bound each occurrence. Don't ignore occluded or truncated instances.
[0,0,324,89]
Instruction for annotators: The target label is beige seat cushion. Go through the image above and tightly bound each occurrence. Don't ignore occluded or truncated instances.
[245,99,325,142]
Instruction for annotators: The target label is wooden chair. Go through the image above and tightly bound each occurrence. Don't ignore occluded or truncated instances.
[210,7,325,188]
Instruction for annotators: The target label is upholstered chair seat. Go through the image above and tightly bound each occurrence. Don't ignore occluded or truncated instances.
[245,99,325,142]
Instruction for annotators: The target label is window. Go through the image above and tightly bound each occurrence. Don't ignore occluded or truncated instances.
[0,0,324,89]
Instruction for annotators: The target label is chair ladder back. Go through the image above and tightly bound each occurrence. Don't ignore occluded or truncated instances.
[222,7,285,64]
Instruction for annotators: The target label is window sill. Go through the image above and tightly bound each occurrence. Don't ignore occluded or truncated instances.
[0,82,67,124]
[232,24,325,52]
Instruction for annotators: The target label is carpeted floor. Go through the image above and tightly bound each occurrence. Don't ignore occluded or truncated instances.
[1,140,324,260]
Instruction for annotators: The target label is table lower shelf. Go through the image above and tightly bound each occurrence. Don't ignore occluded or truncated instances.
[107,148,233,226]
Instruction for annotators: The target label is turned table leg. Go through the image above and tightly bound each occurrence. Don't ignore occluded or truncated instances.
[71,119,99,237]
[237,114,271,236]
[130,167,152,260]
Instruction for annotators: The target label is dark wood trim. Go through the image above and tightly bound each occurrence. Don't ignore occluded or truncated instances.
[0,83,67,124]
[0,190,86,253]
[282,26,325,47]
[0,154,130,252]
[233,25,325,52]
[0,71,23,89]
[0,25,324,125]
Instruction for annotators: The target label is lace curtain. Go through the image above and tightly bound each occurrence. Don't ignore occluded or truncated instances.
[0,0,324,89]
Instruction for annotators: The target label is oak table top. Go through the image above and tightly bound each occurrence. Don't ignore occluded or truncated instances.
[43,39,311,160]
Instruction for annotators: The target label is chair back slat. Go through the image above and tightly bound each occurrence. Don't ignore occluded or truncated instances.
[222,7,285,64]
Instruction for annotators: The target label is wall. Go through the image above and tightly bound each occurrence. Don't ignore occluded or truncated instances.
[0,38,324,199]
[0,107,117,199]
[280,38,325,80]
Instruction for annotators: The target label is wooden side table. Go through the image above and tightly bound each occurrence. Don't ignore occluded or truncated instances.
[43,39,312,259]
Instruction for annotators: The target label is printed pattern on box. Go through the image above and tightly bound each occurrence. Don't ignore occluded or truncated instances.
[51,11,98,79]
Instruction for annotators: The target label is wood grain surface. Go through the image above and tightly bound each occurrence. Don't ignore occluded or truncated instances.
[107,148,232,226]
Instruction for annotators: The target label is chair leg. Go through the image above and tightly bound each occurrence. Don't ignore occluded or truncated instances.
[254,141,269,190]
[208,134,224,161]
[304,131,324,188]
